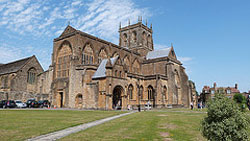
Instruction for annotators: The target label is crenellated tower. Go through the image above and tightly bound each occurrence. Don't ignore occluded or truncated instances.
[119,16,153,56]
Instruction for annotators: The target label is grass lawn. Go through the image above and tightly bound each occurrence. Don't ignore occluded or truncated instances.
[61,109,207,141]
[0,109,125,141]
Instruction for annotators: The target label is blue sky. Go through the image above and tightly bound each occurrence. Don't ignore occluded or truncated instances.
[0,0,249,92]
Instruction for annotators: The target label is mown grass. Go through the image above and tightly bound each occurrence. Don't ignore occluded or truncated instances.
[0,110,125,141]
[61,109,207,141]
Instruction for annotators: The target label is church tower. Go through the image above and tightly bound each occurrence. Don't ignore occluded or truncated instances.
[119,17,153,56]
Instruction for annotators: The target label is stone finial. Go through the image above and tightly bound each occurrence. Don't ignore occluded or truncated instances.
[119,22,121,29]
[150,23,152,29]
[146,19,148,26]
[128,19,130,26]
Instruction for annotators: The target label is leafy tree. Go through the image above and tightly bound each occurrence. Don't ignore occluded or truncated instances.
[201,94,249,141]
[233,93,246,111]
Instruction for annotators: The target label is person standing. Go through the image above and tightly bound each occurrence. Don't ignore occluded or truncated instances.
[190,101,194,110]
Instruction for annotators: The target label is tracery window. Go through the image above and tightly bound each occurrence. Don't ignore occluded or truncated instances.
[128,84,133,99]
[56,43,72,78]
[148,86,153,100]
[98,49,107,64]
[82,44,94,65]
[27,68,37,84]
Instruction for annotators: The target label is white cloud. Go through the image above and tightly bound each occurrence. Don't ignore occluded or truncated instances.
[154,44,169,50]
[74,0,150,43]
[0,44,25,63]
[0,0,150,69]
[178,57,192,63]
[0,0,149,41]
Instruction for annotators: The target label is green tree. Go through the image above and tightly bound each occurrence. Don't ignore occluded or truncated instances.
[201,94,249,141]
[233,93,246,111]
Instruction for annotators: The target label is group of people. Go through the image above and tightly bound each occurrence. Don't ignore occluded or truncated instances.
[190,101,204,110]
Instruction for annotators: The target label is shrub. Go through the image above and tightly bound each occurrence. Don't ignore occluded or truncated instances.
[201,94,249,141]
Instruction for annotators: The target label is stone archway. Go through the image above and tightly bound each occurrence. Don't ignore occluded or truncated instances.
[112,85,124,110]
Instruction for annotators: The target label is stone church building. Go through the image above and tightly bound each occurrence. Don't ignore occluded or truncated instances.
[0,20,194,110]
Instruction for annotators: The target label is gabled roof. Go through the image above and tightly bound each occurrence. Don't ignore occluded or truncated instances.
[92,56,118,79]
[0,56,34,75]
[146,47,172,60]
[59,25,77,38]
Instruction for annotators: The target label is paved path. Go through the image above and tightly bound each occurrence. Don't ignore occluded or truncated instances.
[27,111,136,141]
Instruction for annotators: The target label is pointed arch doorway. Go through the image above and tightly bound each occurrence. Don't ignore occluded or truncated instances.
[112,85,124,110]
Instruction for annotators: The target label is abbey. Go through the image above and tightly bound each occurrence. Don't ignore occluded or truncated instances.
[0,20,194,110]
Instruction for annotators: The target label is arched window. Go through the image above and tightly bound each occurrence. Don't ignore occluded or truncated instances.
[123,33,128,47]
[128,84,133,99]
[98,49,107,64]
[147,34,151,48]
[163,85,168,100]
[139,86,143,99]
[148,86,153,100]
[82,44,94,65]
[131,31,137,44]
[56,42,72,78]
[27,68,37,84]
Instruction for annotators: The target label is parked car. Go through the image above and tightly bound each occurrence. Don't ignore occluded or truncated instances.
[6,100,16,108]
[0,100,7,108]
[26,99,35,108]
[30,101,39,108]
[38,100,50,108]
[15,100,27,108]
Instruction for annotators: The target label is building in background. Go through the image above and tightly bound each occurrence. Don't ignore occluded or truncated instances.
[200,82,240,106]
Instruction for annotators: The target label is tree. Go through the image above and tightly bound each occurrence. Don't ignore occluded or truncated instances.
[233,93,247,111]
[201,94,249,141]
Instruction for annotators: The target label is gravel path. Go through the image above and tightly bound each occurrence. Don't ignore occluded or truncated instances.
[27,111,136,141]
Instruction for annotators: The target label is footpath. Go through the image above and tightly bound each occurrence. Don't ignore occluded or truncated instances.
[27,111,136,141]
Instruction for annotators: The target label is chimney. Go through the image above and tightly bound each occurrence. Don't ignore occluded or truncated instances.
[213,82,217,88]
[235,83,238,89]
